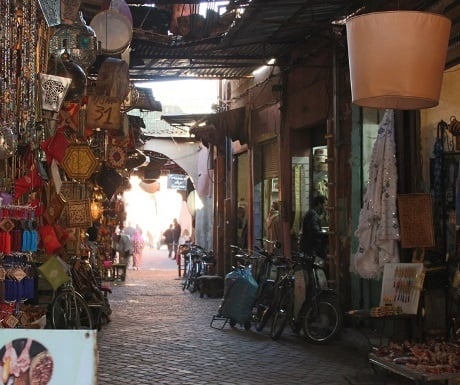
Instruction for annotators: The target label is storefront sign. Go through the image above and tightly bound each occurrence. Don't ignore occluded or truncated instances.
[86,95,121,130]
[167,174,187,190]
[0,329,97,385]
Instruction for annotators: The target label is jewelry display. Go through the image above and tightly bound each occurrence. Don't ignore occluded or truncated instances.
[0,0,41,152]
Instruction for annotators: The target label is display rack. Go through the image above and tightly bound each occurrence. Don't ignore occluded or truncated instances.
[369,353,460,384]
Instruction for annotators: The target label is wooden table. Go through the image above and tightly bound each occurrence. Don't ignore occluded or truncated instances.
[347,309,418,347]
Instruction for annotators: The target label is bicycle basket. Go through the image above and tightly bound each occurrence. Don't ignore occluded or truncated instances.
[38,255,70,290]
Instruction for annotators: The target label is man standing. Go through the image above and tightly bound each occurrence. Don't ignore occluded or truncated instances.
[172,218,181,260]
[300,195,328,258]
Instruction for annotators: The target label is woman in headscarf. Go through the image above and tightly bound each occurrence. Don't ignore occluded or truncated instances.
[131,227,145,270]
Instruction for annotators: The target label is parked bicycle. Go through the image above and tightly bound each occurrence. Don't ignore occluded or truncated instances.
[269,251,342,344]
[250,239,284,332]
[48,256,94,329]
[182,244,214,292]
[212,245,259,330]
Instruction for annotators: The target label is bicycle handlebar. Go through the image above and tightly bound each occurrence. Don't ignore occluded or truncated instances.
[255,238,282,249]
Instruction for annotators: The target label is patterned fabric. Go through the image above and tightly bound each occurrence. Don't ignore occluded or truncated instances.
[132,231,145,268]
[352,109,400,279]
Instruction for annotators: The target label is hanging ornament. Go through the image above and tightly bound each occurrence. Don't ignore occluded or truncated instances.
[49,11,98,71]
[39,73,72,112]
[47,50,87,103]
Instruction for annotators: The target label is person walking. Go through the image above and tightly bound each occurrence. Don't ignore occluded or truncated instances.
[112,227,133,267]
[172,219,181,260]
[131,228,145,270]
[163,225,174,258]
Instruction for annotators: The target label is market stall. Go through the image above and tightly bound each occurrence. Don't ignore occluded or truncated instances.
[370,341,460,384]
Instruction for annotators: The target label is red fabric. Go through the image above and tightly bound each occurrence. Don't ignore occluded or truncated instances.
[29,198,44,217]
[40,129,70,164]
[14,166,42,199]
[38,224,61,255]
[58,103,80,132]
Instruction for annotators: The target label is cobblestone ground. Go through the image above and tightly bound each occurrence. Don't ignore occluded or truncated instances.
[96,249,412,385]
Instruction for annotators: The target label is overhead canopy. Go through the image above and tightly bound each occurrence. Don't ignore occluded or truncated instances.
[79,1,446,81]
[161,107,247,148]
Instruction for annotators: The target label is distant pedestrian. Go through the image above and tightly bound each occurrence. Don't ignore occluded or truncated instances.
[180,229,190,244]
[123,222,135,238]
[163,225,174,258]
[146,230,154,249]
[112,228,133,267]
[172,218,181,259]
[131,229,145,270]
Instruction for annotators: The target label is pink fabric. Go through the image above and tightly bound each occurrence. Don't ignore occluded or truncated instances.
[131,230,145,268]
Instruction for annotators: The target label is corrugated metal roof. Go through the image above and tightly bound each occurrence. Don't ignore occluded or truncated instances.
[80,0,441,81]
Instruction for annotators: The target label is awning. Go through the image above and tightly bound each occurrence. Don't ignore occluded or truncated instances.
[181,107,248,148]
[208,107,247,144]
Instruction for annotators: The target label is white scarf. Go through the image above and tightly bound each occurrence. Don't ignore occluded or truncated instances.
[352,109,400,279]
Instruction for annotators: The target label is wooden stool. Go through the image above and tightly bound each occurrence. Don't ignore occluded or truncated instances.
[112,264,127,281]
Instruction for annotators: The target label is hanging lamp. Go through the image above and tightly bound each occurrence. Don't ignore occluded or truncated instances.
[346,11,451,110]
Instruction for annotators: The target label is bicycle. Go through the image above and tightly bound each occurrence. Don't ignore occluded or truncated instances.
[48,256,94,330]
[182,244,212,292]
[269,252,343,344]
[212,246,258,330]
[250,239,284,332]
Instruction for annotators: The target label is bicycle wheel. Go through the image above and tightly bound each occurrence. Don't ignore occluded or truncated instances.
[270,287,292,340]
[253,281,275,331]
[302,292,342,344]
[182,268,191,291]
[51,290,94,329]
[188,263,200,292]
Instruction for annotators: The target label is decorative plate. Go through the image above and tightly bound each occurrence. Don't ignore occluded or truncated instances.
[0,218,14,232]
[107,145,126,169]
[61,145,98,180]
[66,199,92,228]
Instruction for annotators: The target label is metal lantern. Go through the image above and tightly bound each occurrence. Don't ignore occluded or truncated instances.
[49,12,98,71]
[39,73,72,112]
[48,52,87,103]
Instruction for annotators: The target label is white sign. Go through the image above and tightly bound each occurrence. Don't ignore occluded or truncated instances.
[0,329,97,385]
[380,263,425,315]
[167,174,188,190]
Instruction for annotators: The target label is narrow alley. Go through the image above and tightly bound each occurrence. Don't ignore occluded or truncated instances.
[96,248,411,385]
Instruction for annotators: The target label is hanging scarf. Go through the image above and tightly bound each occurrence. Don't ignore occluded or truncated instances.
[352,109,400,279]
